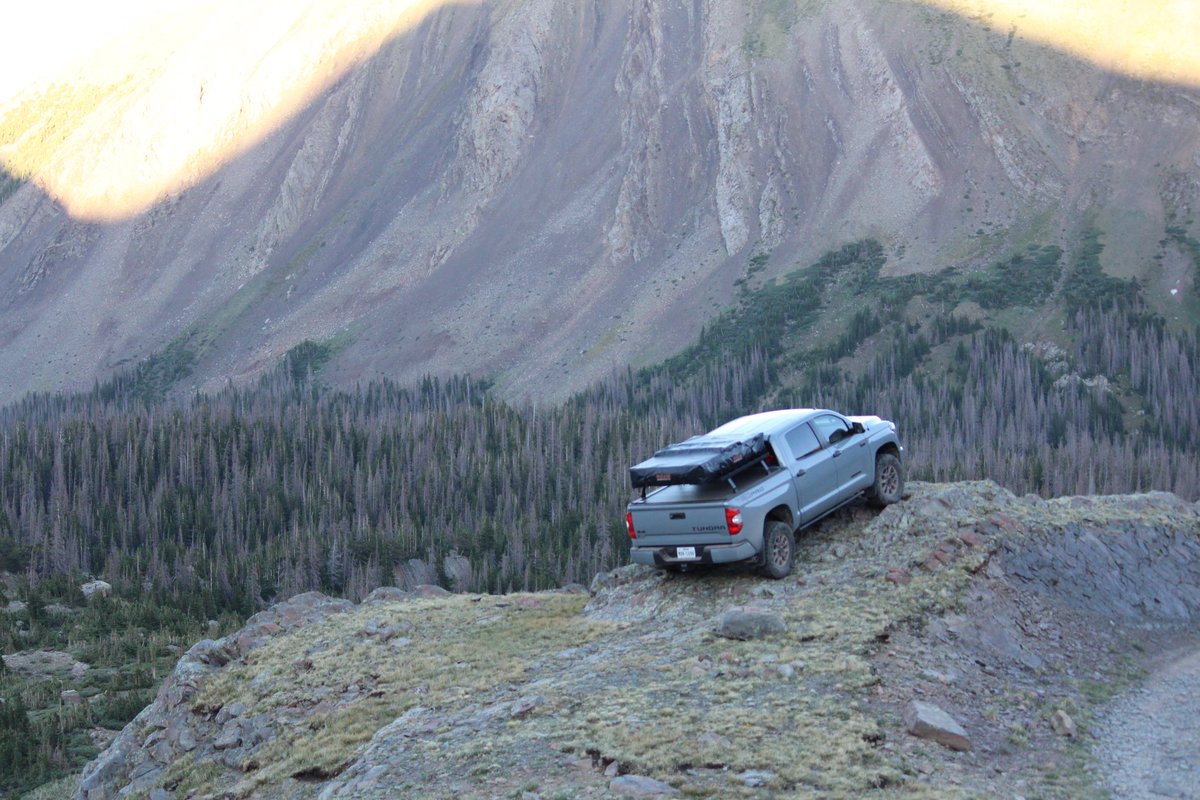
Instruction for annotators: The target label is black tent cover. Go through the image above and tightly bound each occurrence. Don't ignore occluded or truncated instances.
[629,432,769,489]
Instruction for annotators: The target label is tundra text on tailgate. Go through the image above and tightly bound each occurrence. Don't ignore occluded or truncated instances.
[625,409,904,578]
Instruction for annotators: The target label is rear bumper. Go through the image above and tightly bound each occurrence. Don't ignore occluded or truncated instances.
[631,540,758,567]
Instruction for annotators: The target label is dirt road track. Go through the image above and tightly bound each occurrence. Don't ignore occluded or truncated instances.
[1095,646,1200,800]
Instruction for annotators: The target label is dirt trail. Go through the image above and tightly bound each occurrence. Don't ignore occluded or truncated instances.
[1095,644,1200,800]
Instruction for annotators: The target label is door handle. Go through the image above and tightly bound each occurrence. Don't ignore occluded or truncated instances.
[832,450,842,458]
[795,468,806,477]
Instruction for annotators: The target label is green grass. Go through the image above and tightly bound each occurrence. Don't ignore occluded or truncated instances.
[18,775,79,800]
[188,593,605,795]
[169,493,1001,798]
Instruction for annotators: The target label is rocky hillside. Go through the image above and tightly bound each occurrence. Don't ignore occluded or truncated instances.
[1,0,1199,403]
[71,482,1200,799]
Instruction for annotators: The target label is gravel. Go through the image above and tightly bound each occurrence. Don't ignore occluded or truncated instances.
[1094,646,1200,800]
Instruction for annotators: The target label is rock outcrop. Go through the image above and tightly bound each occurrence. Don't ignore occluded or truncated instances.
[72,482,1200,800]
[998,492,1200,621]
[76,592,355,800]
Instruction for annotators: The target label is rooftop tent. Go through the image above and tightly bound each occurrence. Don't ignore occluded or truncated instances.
[629,433,770,489]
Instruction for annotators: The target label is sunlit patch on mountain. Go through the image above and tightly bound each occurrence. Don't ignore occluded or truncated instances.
[917,0,1200,87]
[0,0,474,221]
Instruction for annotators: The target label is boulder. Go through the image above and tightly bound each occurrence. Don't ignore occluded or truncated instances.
[1051,709,1077,737]
[213,720,242,750]
[362,586,410,605]
[393,559,438,591]
[715,609,787,640]
[442,553,473,592]
[509,695,543,719]
[905,700,971,751]
[81,580,112,601]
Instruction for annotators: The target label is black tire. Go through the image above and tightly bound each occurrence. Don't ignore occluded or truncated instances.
[759,520,796,579]
[867,452,905,508]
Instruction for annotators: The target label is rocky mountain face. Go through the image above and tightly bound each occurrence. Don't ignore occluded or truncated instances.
[72,482,1200,799]
[1,0,1198,403]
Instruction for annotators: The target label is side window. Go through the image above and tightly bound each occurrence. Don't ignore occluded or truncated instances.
[811,414,851,445]
[784,423,821,459]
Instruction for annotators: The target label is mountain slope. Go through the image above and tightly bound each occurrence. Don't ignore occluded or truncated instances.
[1,0,1199,403]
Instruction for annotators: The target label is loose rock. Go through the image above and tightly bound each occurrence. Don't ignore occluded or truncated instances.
[510,695,543,719]
[1051,709,1076,737]
[738,769,776,787]
[609,774,681,796]
[716,609,787,640]
[906,700,972,751]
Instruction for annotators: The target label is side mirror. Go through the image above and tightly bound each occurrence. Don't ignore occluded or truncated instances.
[851,422,865,435]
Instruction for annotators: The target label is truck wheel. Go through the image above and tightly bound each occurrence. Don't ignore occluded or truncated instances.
[760,520,795,579]
[867,452,905,508]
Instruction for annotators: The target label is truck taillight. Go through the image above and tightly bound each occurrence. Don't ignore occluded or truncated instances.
[625,512,637,540]
[725,507,743,536]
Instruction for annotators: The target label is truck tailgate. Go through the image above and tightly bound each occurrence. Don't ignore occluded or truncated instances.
[629,484,736,546]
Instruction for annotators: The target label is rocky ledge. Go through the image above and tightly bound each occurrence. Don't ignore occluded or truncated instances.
[73,481,1199,799]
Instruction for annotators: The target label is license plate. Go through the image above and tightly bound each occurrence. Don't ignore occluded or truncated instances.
[675,546,697,560]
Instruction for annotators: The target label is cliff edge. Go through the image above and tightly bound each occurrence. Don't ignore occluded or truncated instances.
[74,482,1200,799]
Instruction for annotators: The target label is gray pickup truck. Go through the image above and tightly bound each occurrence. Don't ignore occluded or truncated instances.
[625,409,904,578]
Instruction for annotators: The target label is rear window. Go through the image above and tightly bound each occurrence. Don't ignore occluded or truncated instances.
[785,423,820,459]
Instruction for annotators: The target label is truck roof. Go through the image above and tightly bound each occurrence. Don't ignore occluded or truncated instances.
[708,408,829,437]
